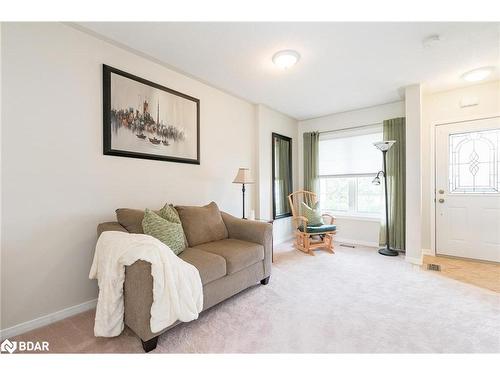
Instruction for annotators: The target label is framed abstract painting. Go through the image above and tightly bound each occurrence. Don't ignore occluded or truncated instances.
[103,64,200,164]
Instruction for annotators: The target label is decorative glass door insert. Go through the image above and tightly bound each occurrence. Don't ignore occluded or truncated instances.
[449,128,499,194]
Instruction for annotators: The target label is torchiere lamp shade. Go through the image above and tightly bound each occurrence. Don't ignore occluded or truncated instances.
[373,140,396,152]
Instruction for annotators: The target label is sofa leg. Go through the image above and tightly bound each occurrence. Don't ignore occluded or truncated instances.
[141,336,159,352]
[260,276,270,285]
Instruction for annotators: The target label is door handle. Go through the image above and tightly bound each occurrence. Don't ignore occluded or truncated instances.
[438,198,445,203]
[438,189,444,194]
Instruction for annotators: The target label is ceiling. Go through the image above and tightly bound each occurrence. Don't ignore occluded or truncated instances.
[77,22,500,120]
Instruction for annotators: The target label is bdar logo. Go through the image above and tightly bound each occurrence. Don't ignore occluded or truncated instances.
[1,339,17,354]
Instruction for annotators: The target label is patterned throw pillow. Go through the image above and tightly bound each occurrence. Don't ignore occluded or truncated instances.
[142,208,185,255]
[158,203,181,224]
[158,203,189,248]
[301,201,324,227]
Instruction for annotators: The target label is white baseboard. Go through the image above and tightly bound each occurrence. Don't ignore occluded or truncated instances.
[273,235,294,245]
[422,248,434,256]
[405,255,423,266]
[0,299,97,340]
[335,237,379,248]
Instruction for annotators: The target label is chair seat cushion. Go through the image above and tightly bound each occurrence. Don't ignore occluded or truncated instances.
[298,224,337,234]
[193,239,264,275]
[178,248,227,284]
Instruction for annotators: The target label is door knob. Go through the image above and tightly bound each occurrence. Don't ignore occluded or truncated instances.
[438,189,444,194]
[438,198,445,203]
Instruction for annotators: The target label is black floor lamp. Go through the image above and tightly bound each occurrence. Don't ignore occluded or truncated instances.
[233,168,254,219]
[372,140,398,257]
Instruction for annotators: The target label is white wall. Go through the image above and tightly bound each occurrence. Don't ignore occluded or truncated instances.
[0,23,3,323]
[1,23,259,332]
[255,105,298,244]
[298,101,405,246]
[421,80,500,254]
[405,85,423,265]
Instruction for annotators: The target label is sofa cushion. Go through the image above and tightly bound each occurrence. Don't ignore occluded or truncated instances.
[193,239,264,275]
[116,208,146,234]
[116,205,189,247]
[179,248,227,284]
[175,202,228,247]
[142,209,186,255]
[115,206,173,233]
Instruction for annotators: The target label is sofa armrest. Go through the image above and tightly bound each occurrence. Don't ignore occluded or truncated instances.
[96,222,157,341]
[123,260,158,342]
[97,221,128,237]
[221,212,273,277]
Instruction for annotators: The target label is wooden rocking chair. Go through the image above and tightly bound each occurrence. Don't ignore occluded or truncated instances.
[288,190,337,256]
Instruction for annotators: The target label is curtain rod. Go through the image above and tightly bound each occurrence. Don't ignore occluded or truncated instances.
[317,122,382,135]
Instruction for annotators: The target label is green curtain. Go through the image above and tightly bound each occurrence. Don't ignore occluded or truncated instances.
[379,117,406,250]
[303,131,319,194]
[275,137,291,215]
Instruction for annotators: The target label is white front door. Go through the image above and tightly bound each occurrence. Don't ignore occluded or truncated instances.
[435,117,500,263]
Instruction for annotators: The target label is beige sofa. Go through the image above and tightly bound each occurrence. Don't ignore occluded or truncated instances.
[96,202,273,352]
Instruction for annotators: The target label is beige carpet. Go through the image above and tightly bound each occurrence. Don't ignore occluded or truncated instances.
[12,242,500,353]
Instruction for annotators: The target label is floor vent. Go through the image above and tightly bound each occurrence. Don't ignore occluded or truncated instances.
[427,264,441,271]
[339,244,356,248]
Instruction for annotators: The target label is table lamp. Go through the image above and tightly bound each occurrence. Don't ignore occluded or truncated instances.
[233,168,254,219]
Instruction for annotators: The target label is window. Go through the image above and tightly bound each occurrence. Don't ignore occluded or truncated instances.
[272,133,293,219]
[319,125,383,217]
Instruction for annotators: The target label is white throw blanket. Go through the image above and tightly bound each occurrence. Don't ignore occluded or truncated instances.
[89,231,203,337]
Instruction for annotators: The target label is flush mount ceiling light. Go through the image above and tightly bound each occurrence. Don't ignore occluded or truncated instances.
[272,50,300,69]
[461,67,494,82]
[422,34,441,48]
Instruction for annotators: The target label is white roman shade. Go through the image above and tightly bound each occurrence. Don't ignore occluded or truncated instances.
[319,124,383,176]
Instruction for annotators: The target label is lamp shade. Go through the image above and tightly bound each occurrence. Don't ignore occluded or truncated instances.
[373,140,396,152]
[233,168,254,184]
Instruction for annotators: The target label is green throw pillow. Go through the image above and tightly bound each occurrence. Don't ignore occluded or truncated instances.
[158,203,189,247]
[142,208,185,255]
[158,203,181,224]
[301,201,324,227]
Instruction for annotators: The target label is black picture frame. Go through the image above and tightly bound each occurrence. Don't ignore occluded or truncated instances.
[272,132,293,220]
[103,64,200,164]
